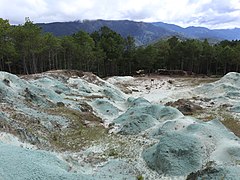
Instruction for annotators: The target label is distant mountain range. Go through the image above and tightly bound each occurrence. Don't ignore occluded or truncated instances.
[37,20,240,46]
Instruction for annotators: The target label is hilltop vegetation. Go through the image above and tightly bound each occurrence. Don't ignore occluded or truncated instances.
[1,18,240,76]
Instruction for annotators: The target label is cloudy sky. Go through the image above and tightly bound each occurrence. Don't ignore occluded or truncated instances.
[1,0,240,29]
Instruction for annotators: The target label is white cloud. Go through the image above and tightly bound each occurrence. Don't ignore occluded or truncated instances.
[0,0,240,28]
[0,0,48,24]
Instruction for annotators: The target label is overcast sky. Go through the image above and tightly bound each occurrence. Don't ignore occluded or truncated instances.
[1,0,240,29]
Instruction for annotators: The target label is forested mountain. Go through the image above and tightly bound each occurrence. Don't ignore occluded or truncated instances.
[38,20,179,46]
[38,20,240,45]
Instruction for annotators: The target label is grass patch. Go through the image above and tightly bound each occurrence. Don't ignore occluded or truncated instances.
[108,149,119,157]
[221,113,240,137]
[46,107,108,151]
[50,125,107,151]
[136,175,144,180]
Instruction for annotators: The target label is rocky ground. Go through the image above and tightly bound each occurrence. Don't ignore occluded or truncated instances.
[0,70,240,179]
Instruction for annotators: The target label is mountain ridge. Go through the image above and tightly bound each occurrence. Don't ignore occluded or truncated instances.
[37,20,240,45]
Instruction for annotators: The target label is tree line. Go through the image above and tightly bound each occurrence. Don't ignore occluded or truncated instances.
[146,36,240,75]
[1,17,240,77]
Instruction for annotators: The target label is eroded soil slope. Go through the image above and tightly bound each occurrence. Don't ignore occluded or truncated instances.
[1,71,240,179]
